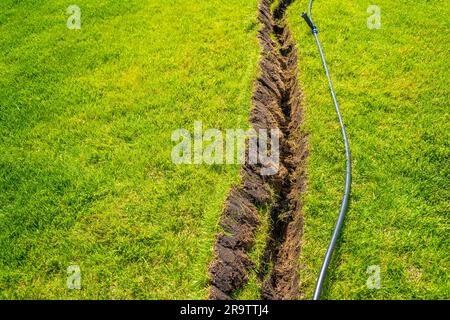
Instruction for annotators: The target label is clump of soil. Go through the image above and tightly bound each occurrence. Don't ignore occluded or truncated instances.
[208,0,307,300]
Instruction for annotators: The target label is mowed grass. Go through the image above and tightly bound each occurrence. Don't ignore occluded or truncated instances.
[0,0,448,300]
[0,0,260,299]
[288,0,449,299]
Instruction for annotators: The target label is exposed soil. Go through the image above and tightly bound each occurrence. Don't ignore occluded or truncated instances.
[208,0,307,300]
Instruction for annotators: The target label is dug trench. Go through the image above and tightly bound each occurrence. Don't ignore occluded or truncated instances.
[208,0,307,300]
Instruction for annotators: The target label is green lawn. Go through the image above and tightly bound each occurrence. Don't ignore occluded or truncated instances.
[289,0,449,299]
[0,0,260,299]
[0,0,448,300]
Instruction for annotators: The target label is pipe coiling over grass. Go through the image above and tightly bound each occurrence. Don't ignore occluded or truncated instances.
[301,0,352,300]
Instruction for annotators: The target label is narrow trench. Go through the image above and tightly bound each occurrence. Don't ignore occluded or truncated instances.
[208,0,307,300]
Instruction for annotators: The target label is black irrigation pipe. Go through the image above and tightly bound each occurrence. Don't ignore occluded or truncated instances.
[301,0,352,300]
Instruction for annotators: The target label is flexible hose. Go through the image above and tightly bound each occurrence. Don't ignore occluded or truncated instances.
[302,0,352,300]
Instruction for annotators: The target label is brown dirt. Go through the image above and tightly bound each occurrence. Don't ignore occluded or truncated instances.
[208,0,307,300]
